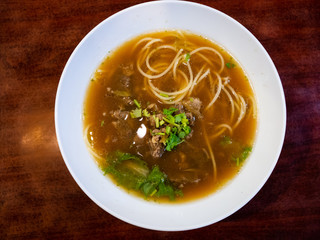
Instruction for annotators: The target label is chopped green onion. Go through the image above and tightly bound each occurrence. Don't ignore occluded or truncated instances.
[165,126,171,135]
[160,93,170,98]
[100,120,104,127]
[154,132,165,136]
[185,52,191,62]
[133,99,141,108]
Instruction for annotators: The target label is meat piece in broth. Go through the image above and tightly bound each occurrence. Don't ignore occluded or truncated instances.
[182,98,203,118]
[148,128,166,158]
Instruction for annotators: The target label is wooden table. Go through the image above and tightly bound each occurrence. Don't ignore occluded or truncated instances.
[1,0,319,239]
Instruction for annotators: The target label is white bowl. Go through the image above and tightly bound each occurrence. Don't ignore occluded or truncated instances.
[55,1,286,231]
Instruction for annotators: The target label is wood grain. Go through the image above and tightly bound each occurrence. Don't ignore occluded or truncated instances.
[0,0,319,239]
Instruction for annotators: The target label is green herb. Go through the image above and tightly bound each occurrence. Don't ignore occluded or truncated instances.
[226,62,236,69]
[142,109,150,117]
[161,108,192,151]
[178,131,186,138]
[165,126,171,135]
[190,97,194,102]
[133,99,141,108]
[159,120,165,126]
[165,133,183,151]
[130,108,142,118]
[220,135,232,145]
[163,107,178,115]
[153,115,160,128]
[90,78,95,82]
[232,146,252,166]
[100,120,105,127]
[153,132,165,136]
[160,93,170,98]
[140,166,183,200]
[104,152,182,200]
[174,113,187,123]
[185,52,191,62]
[163,117,179,127]
[104,151,149,190]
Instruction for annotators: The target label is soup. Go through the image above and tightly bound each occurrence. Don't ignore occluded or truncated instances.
[83,30,257,203]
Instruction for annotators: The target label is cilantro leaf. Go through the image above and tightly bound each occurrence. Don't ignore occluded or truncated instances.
[130,108,142,118]
[231,146,252,166]
[104,152,182,200]
[226,62,236,69]
[163,107,178,115]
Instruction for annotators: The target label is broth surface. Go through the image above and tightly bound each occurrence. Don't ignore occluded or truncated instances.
[83,31,257,203]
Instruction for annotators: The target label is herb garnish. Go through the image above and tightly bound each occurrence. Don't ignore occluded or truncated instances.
[220,135,232,145]
[185,52,191,62]
[160,93,170,98]
[226,62,236,69]
[129,104,192,152]
[133,99,141,108]
[104,151,182,200]
[130,108,142,118]
[162,108,191,151]
[226,58,236,69]
[232,146,252,166]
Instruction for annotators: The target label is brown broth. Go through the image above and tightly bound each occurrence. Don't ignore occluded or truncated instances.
[83,31,257,203]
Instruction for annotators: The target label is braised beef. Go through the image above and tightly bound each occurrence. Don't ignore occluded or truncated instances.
[105,88,134,106]
[111,120,132,138]
[185,112,195,126]
[148,128,166,158]
[182,98,202,118]
[110,109,129,120]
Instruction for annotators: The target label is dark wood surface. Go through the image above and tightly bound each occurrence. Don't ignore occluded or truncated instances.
[1,0,319,239]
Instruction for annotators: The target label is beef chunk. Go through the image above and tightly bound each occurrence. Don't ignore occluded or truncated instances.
[166,150,210,187]
[110,109,132,138]
[146,103,159,112]
[119,75,131,88]
[174,103,184,114]
[121,63,134,77]
[182,98,202,118]
[111,120,133,138]
[115,63,133,88]
[185,112,195,126]
[105,88,134,106]
[148,128,166,158]
[121,97,134,106]
[148,138,165,158]
[110,109,129,120]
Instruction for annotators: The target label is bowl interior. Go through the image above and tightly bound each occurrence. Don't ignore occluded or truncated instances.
[55,1,286,231]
